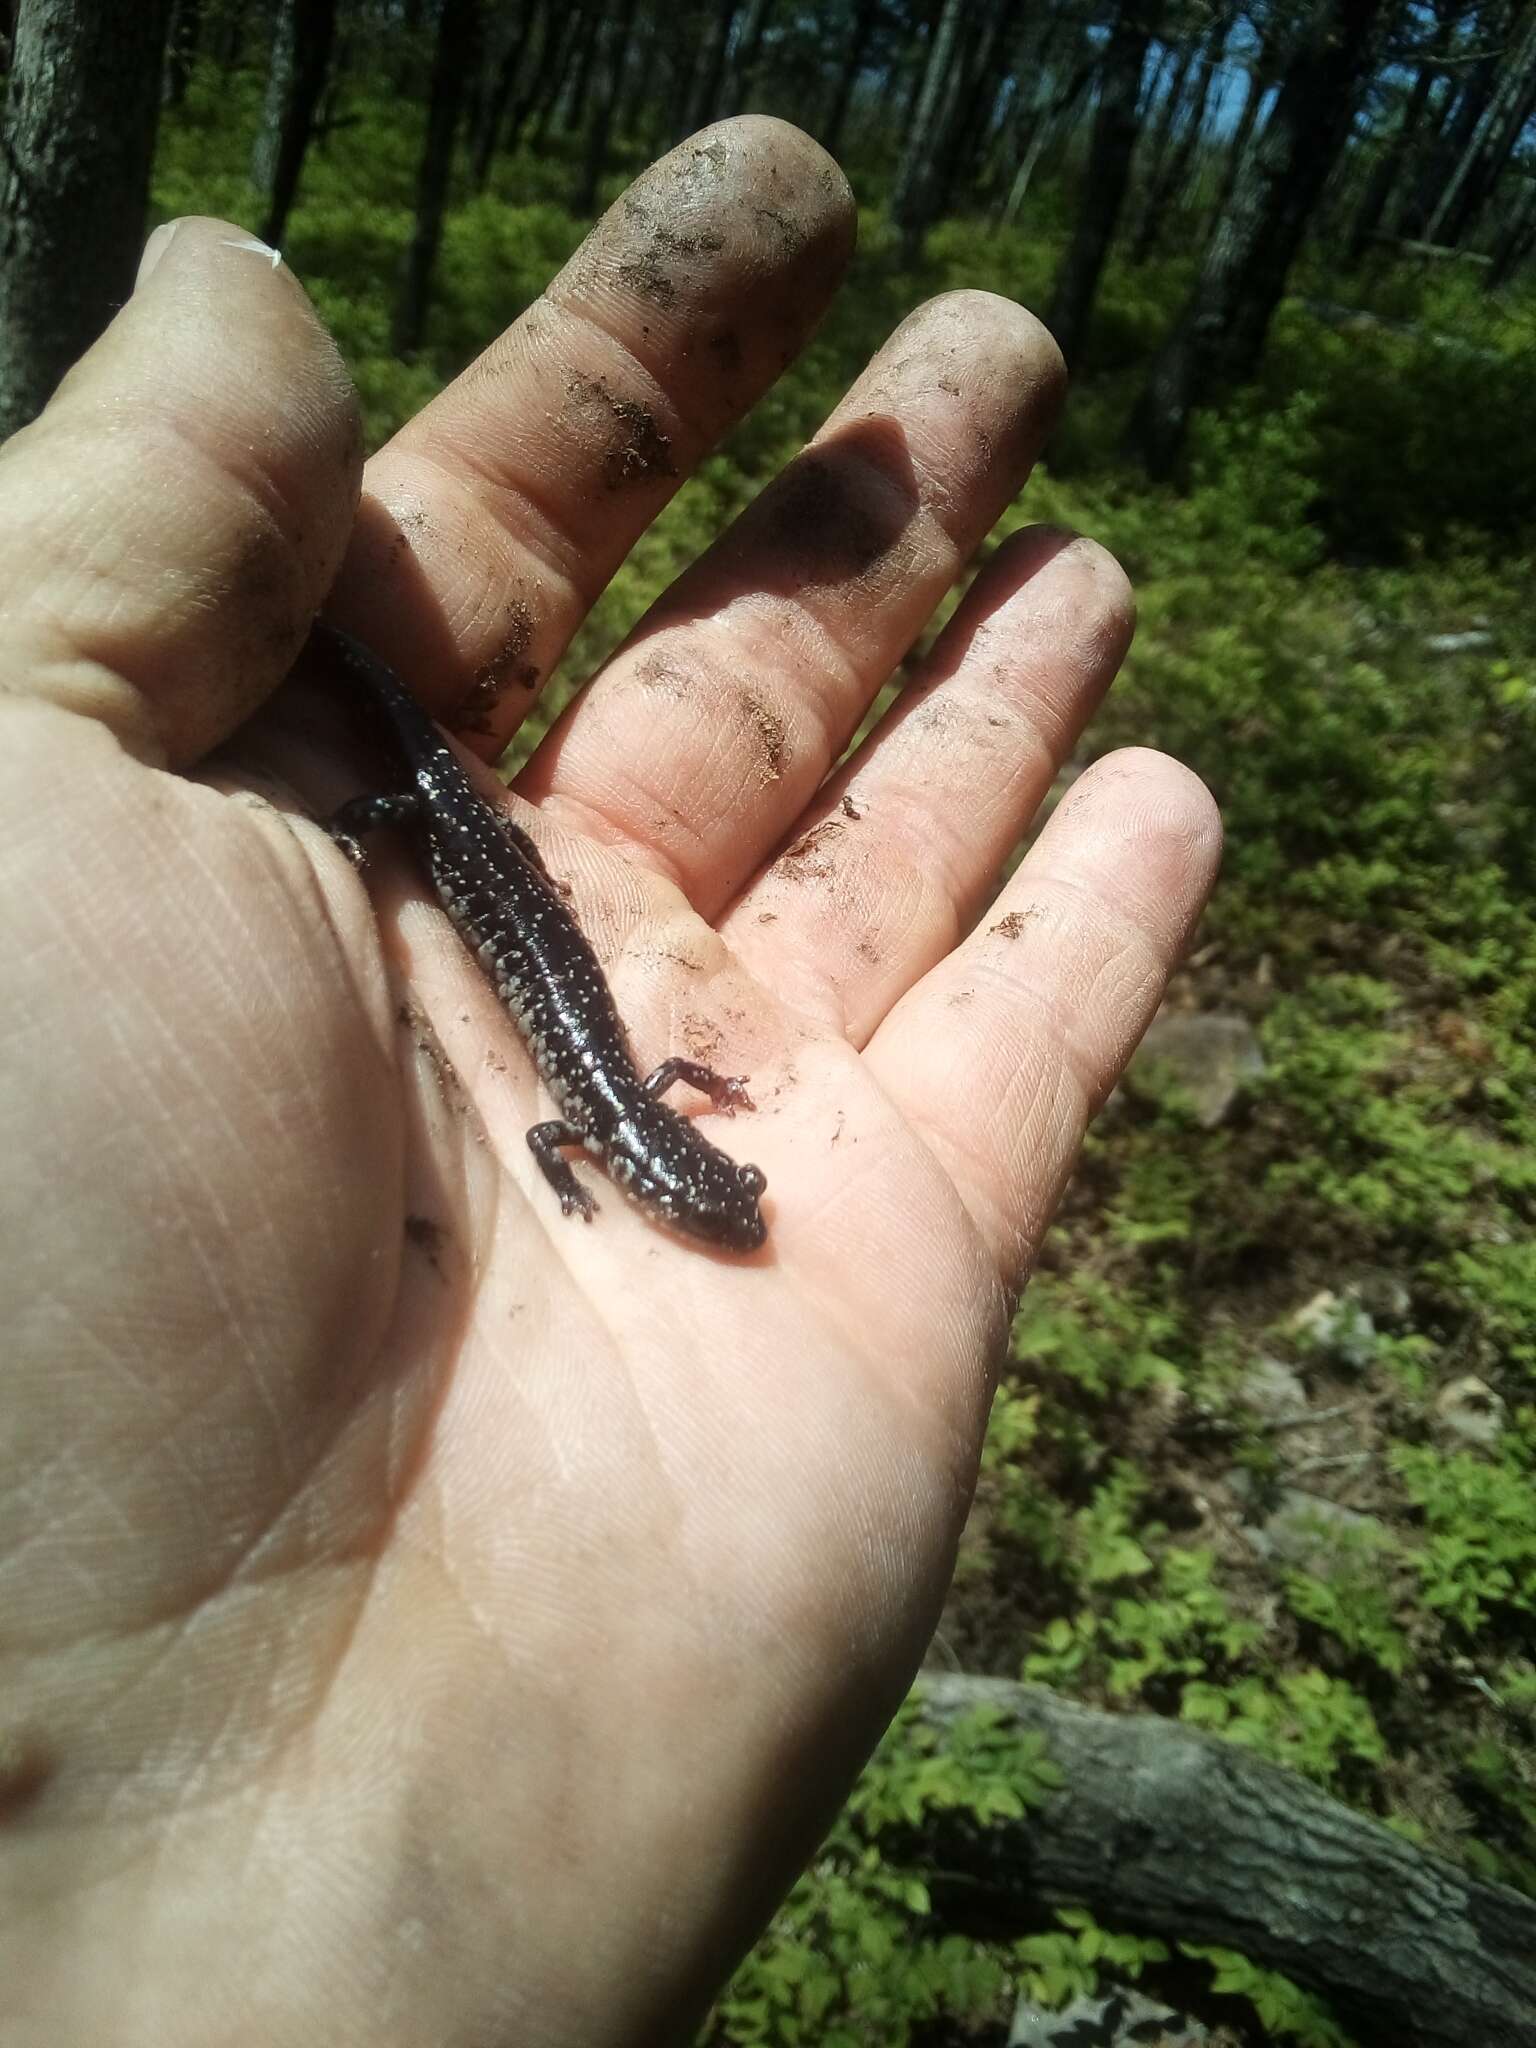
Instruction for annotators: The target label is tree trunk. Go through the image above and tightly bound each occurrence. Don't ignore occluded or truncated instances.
[912,1674,1536,2048]
[616,3,661,146]
[1429,10,1536,246]
[891,0,967,263]
[933,0,1011,219]
[1045,0,1159,367]
[1208,49,1266,228]
[1345,32,1445,268]
[253,0,337,247]
[681,0,739,138]
[0,0,173,442]
[162,0,202,104]
[506,4,569,154]
[1129,0,1388,480]
[820,0,878,159]
[251,0,293,191]
[996,24,1097,229]
[576,0,637,212]
[393,0,479,358]
[469,0,537,191]
[562,0,604,139]
[1487,168,1536,284]
[1159,21,1222,210]
[1400,19,1502,239]
[528,3,581,146]
[718,0,770,116]
[1130,10,1227,262]
[1135,29,1195,214]
[210,0,249,69]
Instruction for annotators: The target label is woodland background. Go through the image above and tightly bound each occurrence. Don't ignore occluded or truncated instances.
[3,3,1536,2043]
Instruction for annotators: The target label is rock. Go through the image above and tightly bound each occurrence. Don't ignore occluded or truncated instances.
[1342,1270,1413,1327]
[1288,1289,1378,1372]
[1131,1012,1265,1128]
[1010,1986,1211,2046]
[1423,631,1495,656]
[1247,1489,1388,1571]
[1433,1375,1506,1450]
[1239,1355,1310,1420]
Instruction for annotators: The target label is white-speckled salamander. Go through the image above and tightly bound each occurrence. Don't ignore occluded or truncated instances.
[314,621,768,1252]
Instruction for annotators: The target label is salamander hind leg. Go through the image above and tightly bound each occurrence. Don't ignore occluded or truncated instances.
[642,1058,755,1116]
[527,1120,599,1220]
[325,792,421,867]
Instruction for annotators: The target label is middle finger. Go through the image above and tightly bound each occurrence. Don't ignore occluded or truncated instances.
[519,291,1066,914]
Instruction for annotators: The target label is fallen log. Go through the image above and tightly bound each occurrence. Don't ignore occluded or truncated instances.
[911,1673,1536,2048]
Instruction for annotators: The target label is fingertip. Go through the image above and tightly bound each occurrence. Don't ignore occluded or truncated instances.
[1052,745,1224,929]
[0,213,364,764]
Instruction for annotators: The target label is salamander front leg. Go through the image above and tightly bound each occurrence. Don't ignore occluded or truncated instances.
[527,1121,598,1220]
[642,1058,755,1116]
[325,792,421,867]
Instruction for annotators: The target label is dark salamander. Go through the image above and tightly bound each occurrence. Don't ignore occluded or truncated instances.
[314,621,767,1252]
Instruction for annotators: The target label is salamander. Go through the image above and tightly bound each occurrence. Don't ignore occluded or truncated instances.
[312,621,768,1252]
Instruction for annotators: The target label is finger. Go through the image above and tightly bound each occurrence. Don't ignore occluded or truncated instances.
[864,748,1221,1283]
[0,218,361,765]
[325,117,855,745]
[520,292,1067,910]
[722,526,1133,1038]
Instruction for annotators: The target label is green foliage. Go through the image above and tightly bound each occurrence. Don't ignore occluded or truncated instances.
[1393,1442,1536,1640]
[1014,1908,1168,2010]
[1282,1547,1410,1678]
[1179,1946,1355,2048]
[712,1706,1059,2046]
[1181,1671,1386,1786]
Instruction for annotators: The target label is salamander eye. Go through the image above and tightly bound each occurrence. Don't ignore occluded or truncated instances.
[737,1164,766,1197]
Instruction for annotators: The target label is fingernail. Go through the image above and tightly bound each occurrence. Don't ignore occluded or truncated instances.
[221,234,282,270]
[135,221,178,290]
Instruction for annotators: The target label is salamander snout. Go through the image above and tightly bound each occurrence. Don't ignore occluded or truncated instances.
[665,1157,767,1252]
[723,1162,768,1252]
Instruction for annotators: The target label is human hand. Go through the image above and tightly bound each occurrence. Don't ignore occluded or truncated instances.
[0,120,1218,2047]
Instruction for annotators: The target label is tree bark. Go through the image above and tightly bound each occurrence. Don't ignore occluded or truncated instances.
[506,3,572,154]
[1487,166,1536,283]
[1428,8,1536,246]
[680,0,739,139]
[1345,24,1447,268]
[932,0,1011,220]
[392,0,479,358]
[996,23,1097,229]
[1208,45,1266,228]
[1130,9,1227,262]
[528,1,581,146]
[891,0,966,263]
[562,0,604,139]
[252,0,337,247]
[469,0,537,191]
[1129,0,1389,479]
[576,0,637,212]
[1399,5,1504,240]
[912,1674,1536,2048]
[1045,0,1159,367]
[0,0,173,442]
[162,0,202,105]
[1135,26,1195,215]
[820,0,878,160]
[719,0,771,116]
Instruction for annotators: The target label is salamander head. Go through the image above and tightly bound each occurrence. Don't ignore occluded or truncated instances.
[639,1154,768,1252]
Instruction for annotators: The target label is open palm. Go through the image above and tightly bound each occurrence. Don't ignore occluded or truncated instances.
[0,122,1218,2047]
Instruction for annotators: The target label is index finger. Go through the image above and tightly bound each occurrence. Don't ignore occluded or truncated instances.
[326,117,855,751]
